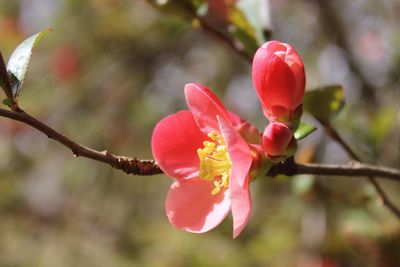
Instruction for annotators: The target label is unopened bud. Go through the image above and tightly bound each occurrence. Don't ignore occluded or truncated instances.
[262,122,295,159]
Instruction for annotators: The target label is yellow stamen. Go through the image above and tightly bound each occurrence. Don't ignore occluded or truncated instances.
[197,131,232,195]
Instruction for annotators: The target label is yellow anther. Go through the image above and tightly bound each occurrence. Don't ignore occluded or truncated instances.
[198,131,231,195]
[203,141,215,148]
[211,187,221,195]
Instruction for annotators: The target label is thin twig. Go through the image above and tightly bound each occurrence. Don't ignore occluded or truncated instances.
[318,119,400,219]
[1,107,400,181]
[0,107,162,176]
[268,159,400,182]
[0,51,15,103]
[198,18,253,63]
[367,178,400,218]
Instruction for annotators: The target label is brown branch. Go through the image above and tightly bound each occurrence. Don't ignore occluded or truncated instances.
[268,158,400,182]
[0,51,15,103]
[367,178,400,218]
[318,119,400,219]
[1,107,400,183]
[0,107,162,176]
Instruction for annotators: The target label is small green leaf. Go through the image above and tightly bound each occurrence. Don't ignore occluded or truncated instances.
[303,85,345,123]
[6,28,52,98]
[294,122,317,140]
[2,98,14,107]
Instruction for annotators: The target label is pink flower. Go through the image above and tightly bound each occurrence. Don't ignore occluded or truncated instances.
[262,122,295,158]
[151,83,260,237]
[252,40,306,122]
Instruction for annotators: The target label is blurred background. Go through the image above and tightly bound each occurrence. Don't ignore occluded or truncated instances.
[0,0,399,266]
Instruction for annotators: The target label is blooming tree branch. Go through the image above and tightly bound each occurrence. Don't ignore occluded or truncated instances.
[0,20,398,234]
[1,107,400,182]
[196,20,400,219]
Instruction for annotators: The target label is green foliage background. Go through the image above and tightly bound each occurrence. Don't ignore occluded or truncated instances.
[0,0,399,266]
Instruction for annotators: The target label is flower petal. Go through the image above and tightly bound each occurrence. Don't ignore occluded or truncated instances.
[253,52,297,114]
[230,176,251,238]
[166,179,230,233]
[218,116,253,188]
[228,111,261,144]
[262,122,293,157]
[259,41,305,100]
[151,110,206,180]
[218,116,253,238]
[185,83,231,134]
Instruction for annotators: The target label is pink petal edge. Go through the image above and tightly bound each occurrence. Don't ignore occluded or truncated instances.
[166,179,231,233]
[151,110,206,180]
[185,83,231,134]
[218,116,253,238]
[230,176,251,238]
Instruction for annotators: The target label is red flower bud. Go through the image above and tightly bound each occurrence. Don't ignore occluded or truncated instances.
[262,122,294,157]
[252,41,305,123]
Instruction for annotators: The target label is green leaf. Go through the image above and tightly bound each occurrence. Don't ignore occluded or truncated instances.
[228,6,259,55]
[145,0,270,57]
[6,28,52,98]
[227,1,271,56]
[303,85,345,123]
[0,51,13,101]
[236,0,271,44]
[2,98,13,107]
[294,122,317,140]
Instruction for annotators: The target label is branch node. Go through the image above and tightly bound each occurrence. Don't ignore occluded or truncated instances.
[113,156,162,176]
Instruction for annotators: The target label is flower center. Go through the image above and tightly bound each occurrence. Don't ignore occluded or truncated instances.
[197,131,232,195]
